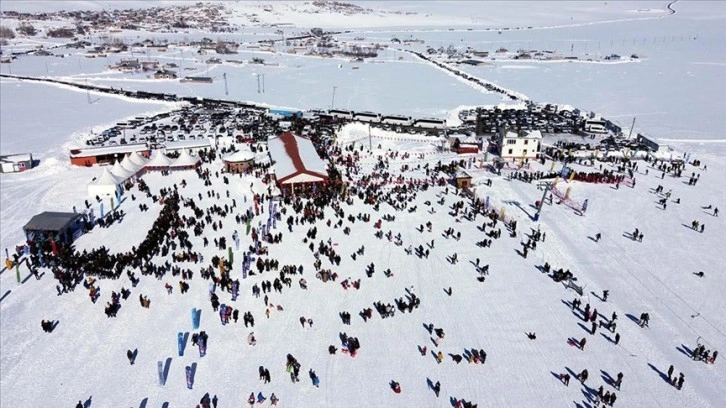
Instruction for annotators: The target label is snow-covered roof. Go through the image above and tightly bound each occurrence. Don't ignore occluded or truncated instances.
[268,132,328,183]
[170,151,201,168]
[502,130,542,139]
[70,143,149,158]
[462,136,479,144]
[145,151,173,168]
[223,149,255,163]
[0,153,32,163]
[165,138,211,151]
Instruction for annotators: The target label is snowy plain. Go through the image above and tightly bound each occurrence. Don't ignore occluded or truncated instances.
[1,1,725,407]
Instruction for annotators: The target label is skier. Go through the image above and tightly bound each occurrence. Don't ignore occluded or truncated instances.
[579,337,587,350]
[391,381,401,393]
[602,290,609,302]
[595,233,601,242]
[126,349,134,365]
[614,332,620,345]
[247,393,255,406]
[561,373,570,386]
[667,364,674,381]
[270,393,279,406]
[433,381,441,397]
[76,401,83,408]
[578,369,589,383]
[309,368,320,387]
[615,372,623,390]
[677,373,684,390]
[212,395,218,408]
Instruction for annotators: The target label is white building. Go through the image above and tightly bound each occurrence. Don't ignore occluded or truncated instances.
[0,153,33,173]
[498,129,542,159]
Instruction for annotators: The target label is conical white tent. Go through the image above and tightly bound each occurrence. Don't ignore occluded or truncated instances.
[129,151,148,167]
[120,155,140,175]
[170,150,201,170]
[145,151,172,170]
[110,160,133,181]
[88,167,122,197]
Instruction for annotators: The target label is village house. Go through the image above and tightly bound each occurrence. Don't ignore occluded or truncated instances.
[110,58,141,72]
[498,128,542,159]
[153,69,177,79]
[140,61,160,71]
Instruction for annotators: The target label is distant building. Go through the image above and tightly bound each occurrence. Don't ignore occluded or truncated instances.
[153,69,177,79]
[0,153,33,173]
[498,128,542,159]
[180,76,213,83]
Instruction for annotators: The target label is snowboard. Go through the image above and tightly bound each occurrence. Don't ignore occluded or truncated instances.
[192,308,201,330]
[178,332,184,356]
[185,365,193,389]
[157,360,165,386]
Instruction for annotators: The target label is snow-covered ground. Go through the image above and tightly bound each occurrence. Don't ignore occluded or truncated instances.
[1,1,725,408]
[1,123,725,408]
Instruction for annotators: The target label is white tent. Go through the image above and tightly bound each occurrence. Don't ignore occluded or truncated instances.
[170,150,201,170]
[129,151,148,167]
[110,160,133,181]
[88,167,122,197]
[145,151,173,170]
[120,155,141,175]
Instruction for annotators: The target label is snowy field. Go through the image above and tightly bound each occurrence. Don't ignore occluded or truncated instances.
[1,124,725,408]
[1,1,725,407]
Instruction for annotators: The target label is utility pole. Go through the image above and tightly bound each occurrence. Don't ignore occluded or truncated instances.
[628,117,636,139]
[256,74,260,93]
[223,72,228,96]
[331,86,337,109]
[262,74,265,93]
